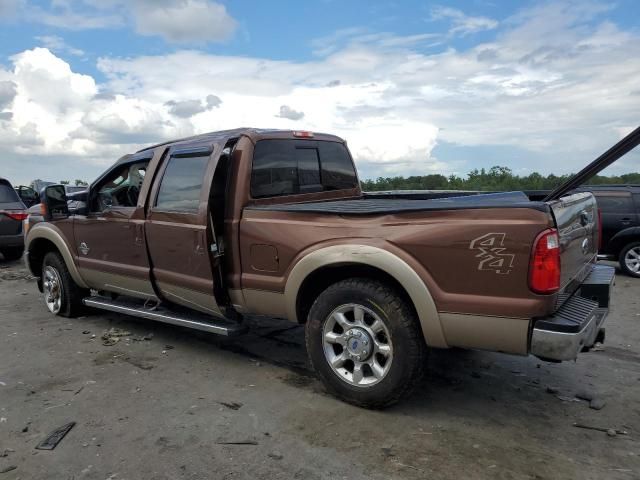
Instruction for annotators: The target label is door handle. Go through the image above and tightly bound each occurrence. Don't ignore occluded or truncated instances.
[134,223,144,246]
[194,230,206,255]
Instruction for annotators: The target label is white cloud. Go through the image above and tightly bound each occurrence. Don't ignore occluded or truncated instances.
[19,1,236,43]
[165,95,222,118]
[29,3,121,30]
[35,35,85,56]
[1,2,639,185]
[430,6,498,37]
[276,105,305,121]
[0,80,17,109]
[132,0,236,43]
[0,0,23,19]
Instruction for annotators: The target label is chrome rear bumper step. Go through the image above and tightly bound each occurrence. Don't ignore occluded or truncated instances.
[83,297,247,337]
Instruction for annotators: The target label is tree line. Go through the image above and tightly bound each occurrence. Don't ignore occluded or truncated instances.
[361,166,640,192]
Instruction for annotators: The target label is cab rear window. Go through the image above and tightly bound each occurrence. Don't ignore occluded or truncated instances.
[251,140,357,198]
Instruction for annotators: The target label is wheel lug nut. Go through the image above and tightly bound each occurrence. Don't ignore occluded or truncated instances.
[363,350,367,356]
[356,356,361,361]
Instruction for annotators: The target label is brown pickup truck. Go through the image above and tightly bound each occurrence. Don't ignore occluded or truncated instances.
[25,127,638,407]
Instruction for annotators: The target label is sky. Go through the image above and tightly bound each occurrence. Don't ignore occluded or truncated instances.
[0,0,638,185]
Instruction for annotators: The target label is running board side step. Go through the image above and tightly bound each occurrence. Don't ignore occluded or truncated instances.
[83,297,247,337]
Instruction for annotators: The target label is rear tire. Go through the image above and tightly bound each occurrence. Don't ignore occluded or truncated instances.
[619,242,640,278]
[42,251,88,317]
[1,246,24,261]
[305,278,426,409]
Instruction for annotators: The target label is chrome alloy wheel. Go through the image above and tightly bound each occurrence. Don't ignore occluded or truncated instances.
[322,303,393,387]
[625,246,640,274]
[43,265,63,314]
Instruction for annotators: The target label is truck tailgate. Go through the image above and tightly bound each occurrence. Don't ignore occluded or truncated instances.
[548,192,598,297]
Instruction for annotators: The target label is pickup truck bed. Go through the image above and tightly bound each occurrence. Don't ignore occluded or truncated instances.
[247,191,547,214]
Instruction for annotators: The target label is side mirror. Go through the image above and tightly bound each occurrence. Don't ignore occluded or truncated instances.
[42,185,69,221]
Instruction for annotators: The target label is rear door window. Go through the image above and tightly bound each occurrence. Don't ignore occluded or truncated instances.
[251,139,357,198]
[0,181,19,203]
[155,154,210,212]
[593,192,634,213]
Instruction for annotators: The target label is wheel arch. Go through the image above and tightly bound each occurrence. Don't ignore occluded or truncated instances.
[26,224,89,288]
[284,244,448,348]
[608,227,640,255]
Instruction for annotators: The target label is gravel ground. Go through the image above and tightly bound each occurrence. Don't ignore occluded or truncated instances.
[0,257,638,480]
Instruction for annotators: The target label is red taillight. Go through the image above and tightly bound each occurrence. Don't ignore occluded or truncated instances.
[597,208,602,251]
[293,130,314,138]
[529,228,561,294]
[0,210,28,221]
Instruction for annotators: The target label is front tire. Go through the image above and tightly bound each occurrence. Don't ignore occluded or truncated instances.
[42,251,88,317]
[619,242,640,278]
[305,278,426,408]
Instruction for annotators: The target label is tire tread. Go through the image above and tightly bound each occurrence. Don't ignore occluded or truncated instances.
[305,277,426,409]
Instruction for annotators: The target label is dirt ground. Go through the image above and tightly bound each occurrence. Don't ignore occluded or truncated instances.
[0,257,638,480]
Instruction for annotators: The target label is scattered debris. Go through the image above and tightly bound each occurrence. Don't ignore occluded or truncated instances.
[556,395,581,402]
[132,334,154,342]
[589,398,606,410]
[218,401,243,411]
[606,429,617,437]
[216,440,258,445]
[82,330,90,335]
[164,345,175,350]
[575,390,595,402]
[74,386,84,396]
[573,423,628,435]
[0,449,15,457]
[0,465,17,474]
[592,342,605,352]
[381,447,395,457]
[101,328,132,346]
[35,421,76,450]
[22,423,30,433]
[546,386,559,394]
[268,452,283,460]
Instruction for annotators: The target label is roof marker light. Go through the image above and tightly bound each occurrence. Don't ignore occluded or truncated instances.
[293,131,314,138]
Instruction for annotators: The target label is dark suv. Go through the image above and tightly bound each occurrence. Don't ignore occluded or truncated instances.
[0,177,28,261]
[577,185,640,277]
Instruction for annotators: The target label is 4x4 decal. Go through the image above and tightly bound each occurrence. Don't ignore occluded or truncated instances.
[469,233,515,275]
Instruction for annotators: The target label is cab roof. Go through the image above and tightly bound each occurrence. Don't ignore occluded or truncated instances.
[135,128,345,154]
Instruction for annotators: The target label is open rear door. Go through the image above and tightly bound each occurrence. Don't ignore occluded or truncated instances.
[145,144,223,317]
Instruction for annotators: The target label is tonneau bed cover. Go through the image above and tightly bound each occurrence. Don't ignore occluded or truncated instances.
[247,191,549,215]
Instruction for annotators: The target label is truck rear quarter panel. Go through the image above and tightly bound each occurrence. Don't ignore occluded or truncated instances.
[238,206,556,353]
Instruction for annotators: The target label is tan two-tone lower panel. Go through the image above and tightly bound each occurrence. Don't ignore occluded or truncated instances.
[79,268,157,301]
[439,312,530,355]
[156,282,222,317]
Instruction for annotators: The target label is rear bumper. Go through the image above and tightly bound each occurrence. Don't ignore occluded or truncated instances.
[530,264,615,361]
[0,233,24,248]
